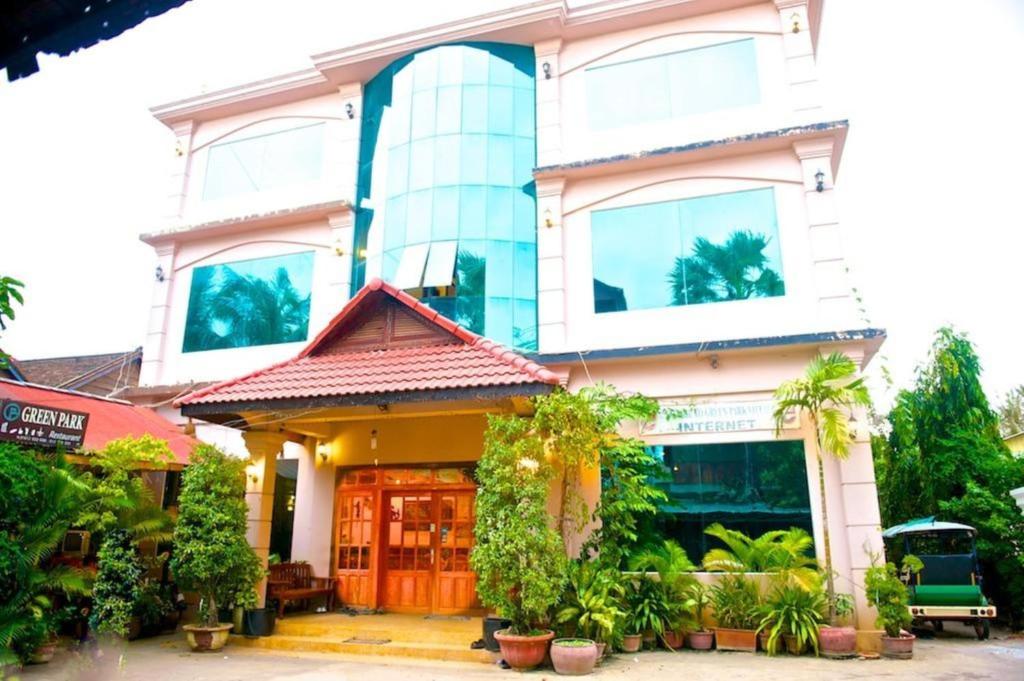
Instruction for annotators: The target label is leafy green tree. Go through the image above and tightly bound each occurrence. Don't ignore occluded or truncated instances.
[875,328,1024,627]
[997,385,1024,437]
[89,529,141,638]
[170,445,263,627]
[773,353,871,623]
[0,275,24,368]
[670,230,783,305]
[0,445,92,664]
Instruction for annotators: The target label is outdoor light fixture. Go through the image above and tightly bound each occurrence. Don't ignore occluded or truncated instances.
[544,208,554,228]
[791,12,801,33]
[345,102,355,119]
[155,265,165,282]
[542,61,551,79]
[174,140,184,157]
[370,429,378,451]
[814,169,826,192]
[316,442,330,464]
[709,354,720,369]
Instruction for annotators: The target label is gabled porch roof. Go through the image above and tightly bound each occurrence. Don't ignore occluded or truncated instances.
[178,279,559,419]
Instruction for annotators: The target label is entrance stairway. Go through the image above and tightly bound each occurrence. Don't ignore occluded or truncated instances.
[231,612,496,664]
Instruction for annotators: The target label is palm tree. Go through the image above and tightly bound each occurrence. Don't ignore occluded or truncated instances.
[701,524,819,592]
[454,249,486,334]
[670,230,784,305]
[772,352,871,623]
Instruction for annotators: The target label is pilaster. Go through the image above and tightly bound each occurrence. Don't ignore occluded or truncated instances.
[535,39,563,168]
[139,243,176,386]
[536,176,567,352]
[290,438,336,577]
[164,120,195,222]
[324,209,355,325]
[242,431,290,607]
[773,0,821,114]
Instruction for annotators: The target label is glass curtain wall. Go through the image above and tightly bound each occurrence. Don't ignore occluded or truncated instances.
[352,43,538,349]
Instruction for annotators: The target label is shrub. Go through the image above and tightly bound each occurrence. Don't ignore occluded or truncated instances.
[89,529,142,637]
[865,555,922,638]
[758,583,826,655]
[709,574,760,630]
[169,445,262,627]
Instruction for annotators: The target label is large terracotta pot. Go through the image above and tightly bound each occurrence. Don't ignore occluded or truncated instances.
[550,638,598,675]
[881,633,915,660]
[183,623,233,652]
[663,629,685,650]
[494,629,555,670]
[783,634,805,655]
[713,628,757,652]
[687,630,714,650]
[621,633,642,653]
[27,640,58,664]
[595,642,607,660]
[819,626,857,659]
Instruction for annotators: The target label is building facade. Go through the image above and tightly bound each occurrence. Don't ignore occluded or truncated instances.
[140,0,886,629]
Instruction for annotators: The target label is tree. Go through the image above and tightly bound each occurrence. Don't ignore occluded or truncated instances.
[773,352,871,623]
[874,328,1024,627]
[670,230,783,305]
[169,445,263,627]
[0,275,24,368]
[997,385,1024,438]
[89,529,141,638]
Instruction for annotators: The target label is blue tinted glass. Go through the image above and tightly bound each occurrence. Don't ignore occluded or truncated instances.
[514,88,534,138]
[489,56,514,87]
[513,136,535,185]
[513,242,536,299]
[514,189,536,242]
[459,186,487,239]
[384,195,407,251]
[406,189,433,244]
[410,89,437,139]
[486,187,514,240]
[488,86,515,136]
[485,240,514,298]
[412,49,439,91]
[433,135,461,186]
[462,86,489,133]
[386,143,409,195]
[435,86,462,135]
[460,134,488,184]
[437,46,464,86]
[432,187,460,241]
[462,48,490,84]
[203,123,324,201]
[487,136,514,186]
[512,298,537,350]
[591,188,783,313]
[485,297,514,346]
[183,251,314,352]
[586,39,759,130]
[408,138,435,191]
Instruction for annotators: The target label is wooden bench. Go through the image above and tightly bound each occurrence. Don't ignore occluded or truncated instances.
[267,562,336,618]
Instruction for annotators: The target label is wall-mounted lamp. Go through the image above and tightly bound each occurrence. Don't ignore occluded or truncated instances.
[174,140,184,157]
[247,465,260,485]
[542,61,551,80]
[543,208,555,228]
[345,102,355,119]
[316,442,330,464]
[370,429,378,451]
[791,12,801,33]
[155,265,165,282]
[709,354,720,370]
[334,240,347,257]
[814,169,826,193]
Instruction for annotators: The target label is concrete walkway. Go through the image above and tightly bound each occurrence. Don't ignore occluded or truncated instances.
[17,629,1024,681]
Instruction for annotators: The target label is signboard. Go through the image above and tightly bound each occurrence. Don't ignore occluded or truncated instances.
[642,398,798,436]
[0,399,90,450]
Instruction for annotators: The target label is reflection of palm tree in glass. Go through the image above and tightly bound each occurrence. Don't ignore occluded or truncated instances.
[454,249,486,334]
[669,230,783,305]
[193,268,310,349]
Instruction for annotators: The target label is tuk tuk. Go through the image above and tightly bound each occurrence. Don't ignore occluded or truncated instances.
[882,518,996,639]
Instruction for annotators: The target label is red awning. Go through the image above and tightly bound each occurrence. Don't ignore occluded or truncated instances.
[0,379,196,464]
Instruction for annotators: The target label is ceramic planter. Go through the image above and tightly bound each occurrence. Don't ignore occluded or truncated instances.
[663,629,685,650]
[550,638,598,675]
[713,627,757,652]
[641,630,657,647]
[595,642,607,660]
[493,629,554,670]
[881,633,915,660]
[183,623,233,652]
[819,625,857,659]
[621,633,642,653]
[27,640,57,664]
[687,630,714,650]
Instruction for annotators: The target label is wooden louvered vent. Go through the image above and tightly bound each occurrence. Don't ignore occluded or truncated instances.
[317,299,460,355]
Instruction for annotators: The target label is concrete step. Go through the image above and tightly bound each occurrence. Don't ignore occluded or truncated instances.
[231,634,495,664]
[274,621,476,644]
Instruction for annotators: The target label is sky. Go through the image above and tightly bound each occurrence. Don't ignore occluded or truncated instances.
[1,0,1022,412]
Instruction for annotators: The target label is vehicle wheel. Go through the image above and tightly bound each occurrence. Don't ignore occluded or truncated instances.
[973,620,990,640]
[933,621,944,632]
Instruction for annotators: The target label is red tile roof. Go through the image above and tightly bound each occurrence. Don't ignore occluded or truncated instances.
[180,278,558,408]
[0,379,196,465]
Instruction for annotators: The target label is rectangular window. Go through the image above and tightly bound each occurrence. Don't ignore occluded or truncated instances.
[651,440,813,562]
[202,123,325,201]
[586,39,760,130]
[591,187,784,313]
[182,251,314,353]
[162,470,182,510]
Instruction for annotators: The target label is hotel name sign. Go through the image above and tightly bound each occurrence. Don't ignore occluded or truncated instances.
[0,399,90,450]
[642,398,799,436]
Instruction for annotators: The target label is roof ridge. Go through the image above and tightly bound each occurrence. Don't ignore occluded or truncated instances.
[0,377,135,405]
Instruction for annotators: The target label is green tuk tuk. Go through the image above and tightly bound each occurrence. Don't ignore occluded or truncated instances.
[882,518,996,640]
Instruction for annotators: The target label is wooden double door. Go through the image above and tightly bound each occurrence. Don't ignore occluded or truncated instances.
[334,467,480,614]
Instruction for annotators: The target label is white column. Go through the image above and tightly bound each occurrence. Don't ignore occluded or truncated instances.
[321,209,355,325]
[335,82,363,201]
[140,243,176,386]
[290,439,335,577]
[242,431,290,607]
[536,177,567,352]
[793,139,859,329]
[164,119,195,222]
[773,0,821,114]
[534,39,563,168]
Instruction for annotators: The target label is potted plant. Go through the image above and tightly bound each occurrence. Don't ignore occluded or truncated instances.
[628,540,697,650]
[470,417,566,670]
[865,555,922,660]
[819,592,857,658]
[758,583,826,656]
[551,638,599,675]
[555,561,624,659]
[685,583,715,650]
[89,529,143,640]
[623,576,670,650]
[170,445,263,652]
[709,574,760,652]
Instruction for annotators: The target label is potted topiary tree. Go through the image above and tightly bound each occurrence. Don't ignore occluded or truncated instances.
[865,554,922,659]
[471,415,567,670]
[170,445,263,652]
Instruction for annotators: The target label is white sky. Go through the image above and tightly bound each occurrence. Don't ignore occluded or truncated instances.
[1,0,1022,410]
